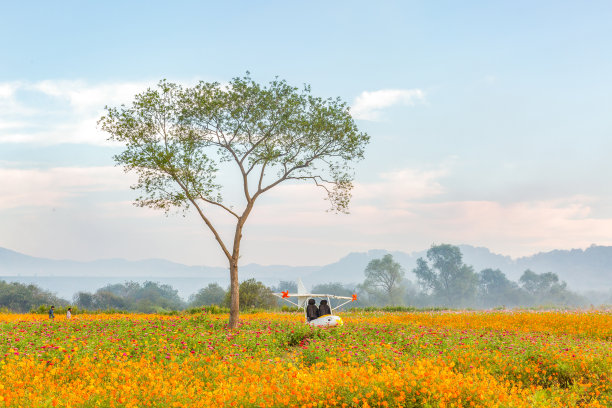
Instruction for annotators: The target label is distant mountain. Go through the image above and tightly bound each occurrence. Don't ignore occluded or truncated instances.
[239,263,320,283]
[305,249,420,284]
[0,247,226,278]
[305,245,612,291]
[458,244,611,290]
[514,245,612,289]
[1,244,611,296]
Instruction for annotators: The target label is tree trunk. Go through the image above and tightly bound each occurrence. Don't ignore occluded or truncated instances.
[228,259,240,328]
[228,204,252,329]
[228,217,247,329]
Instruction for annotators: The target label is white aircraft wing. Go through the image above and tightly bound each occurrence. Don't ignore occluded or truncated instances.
[272,293,354,300]
[273,278,357,310]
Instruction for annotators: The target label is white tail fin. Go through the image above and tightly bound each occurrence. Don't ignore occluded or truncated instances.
[297,278,308,308]
[297,278,307,295]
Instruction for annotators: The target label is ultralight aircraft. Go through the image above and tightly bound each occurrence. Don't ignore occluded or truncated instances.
[273,279,356,327]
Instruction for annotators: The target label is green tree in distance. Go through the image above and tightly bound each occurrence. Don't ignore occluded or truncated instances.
[99,74,369,327]
[273,280,297,307]
[311,282,354,298]
[478,268,521,307]
[0,281,66,313]
[189,283,226,307]
[361,254,405,305]
[74,281,184,312]
[518,269,581,306]
[413,244,478,307]
[519,270,561,295]
[311,282,359,308]
[224,279,276,310]
[275,281,297,294]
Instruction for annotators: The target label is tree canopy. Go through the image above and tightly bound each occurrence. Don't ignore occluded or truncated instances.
[413,244,478,307]
[0,280,66,313]
[189,283,226,307]
[99,74,369,327]
[74,281,184,312]
[477,268,521,307]
[361,254,405,305]
[224,279,276,310]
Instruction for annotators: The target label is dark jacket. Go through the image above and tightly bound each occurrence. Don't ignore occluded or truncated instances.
[318,300,331,316]
[306,299,319,321]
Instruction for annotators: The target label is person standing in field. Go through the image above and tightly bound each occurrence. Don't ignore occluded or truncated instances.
[48,305,55,320]
[66,307,72,319]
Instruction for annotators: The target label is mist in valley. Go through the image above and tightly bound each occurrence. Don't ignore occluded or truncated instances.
[1,243,610,313]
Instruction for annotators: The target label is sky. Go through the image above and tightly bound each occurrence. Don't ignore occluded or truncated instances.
[1,1,611,267]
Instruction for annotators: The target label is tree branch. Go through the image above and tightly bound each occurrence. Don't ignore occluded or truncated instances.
[198,194,240,219]
[257,161,268,191]
[169,173,232,261]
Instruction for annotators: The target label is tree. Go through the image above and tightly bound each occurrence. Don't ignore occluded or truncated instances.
[74,281,185,312]
[311,282,354,298]
[73,291,95,309]
[99,74,369,327]
[134,281,185,311]
[93,290,129,310]
[361,254,405,305]
[0,281,66,312]
[224,279,276,310]
[477,268,520,307]
[189,283,227,307]
[274,280,297,294]
[311,282,359,308]
[518,269,582,306]
[273,280,297,307]
[413,244,478,307]
[519,270,560,295]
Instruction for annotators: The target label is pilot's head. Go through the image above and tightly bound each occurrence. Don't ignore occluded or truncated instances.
[308,299,316,305]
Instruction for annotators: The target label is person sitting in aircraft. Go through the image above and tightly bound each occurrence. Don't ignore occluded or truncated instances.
[318,299,331,316]
[306,299,319,322]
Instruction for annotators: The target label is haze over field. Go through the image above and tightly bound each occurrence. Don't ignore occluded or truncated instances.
[1,244,610,300]
[1,2,612,286]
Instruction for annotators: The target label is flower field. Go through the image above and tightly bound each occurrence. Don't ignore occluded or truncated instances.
[0,310,609,407]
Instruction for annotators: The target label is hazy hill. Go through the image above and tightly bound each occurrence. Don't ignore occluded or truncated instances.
[1,245,611,298]
[513,245,612,289]
[0,247,227,278]
[305,249,420,284]
[306,245,611,291]
[0,247,319,298]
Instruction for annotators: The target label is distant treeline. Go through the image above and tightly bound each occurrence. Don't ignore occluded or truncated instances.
[354,244,611,308]
[0,244,610,313]
[0,280,67,313]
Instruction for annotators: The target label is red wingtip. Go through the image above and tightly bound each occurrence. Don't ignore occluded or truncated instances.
[281,290,289,298]
[352,294,357,301]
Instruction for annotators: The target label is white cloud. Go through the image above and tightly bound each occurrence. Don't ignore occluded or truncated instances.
[356,167,446,203]
[1,81,423,143]
[351,89,425,120]
[0,79,193,145]
[242,167,612,260]
[0,121,28,130]
[0,82,19,98]
[402,197,612,256]
[2,161,612,265]
[248,165,447,227]
[28,80,154,113]
[0,166,132,210]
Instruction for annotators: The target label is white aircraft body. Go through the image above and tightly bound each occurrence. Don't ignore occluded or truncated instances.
[273,279,356,327]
